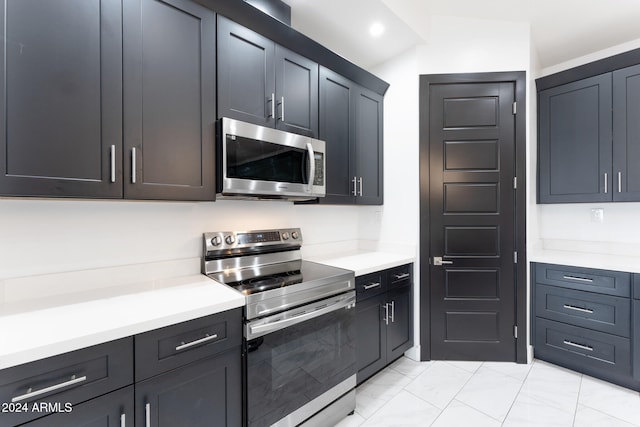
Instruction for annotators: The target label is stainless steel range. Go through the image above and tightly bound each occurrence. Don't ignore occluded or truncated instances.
[202,228,356,427]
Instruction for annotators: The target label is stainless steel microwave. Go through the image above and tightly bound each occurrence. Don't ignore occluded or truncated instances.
[217,118,326,200]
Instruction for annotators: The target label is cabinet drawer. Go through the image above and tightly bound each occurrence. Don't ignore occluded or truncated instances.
[535,285,630,337]
[535,318,631,377]
[135,308,242,381]
[388,264,412,288]
[0,337,133,426]
[535,263,631,297]
[356,271,386,300]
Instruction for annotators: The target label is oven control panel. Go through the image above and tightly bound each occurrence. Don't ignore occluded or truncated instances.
[203,228,302,255]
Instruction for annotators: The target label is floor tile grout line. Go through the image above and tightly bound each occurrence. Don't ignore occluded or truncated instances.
[499,358,539,426]
[571,373,583,427]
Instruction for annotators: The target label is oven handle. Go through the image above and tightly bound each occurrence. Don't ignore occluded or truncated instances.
[246,292,355,340]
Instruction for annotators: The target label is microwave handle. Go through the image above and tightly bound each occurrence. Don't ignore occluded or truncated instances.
[306,142,315,193]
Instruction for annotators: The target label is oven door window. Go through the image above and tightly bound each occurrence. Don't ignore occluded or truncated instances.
[226,135,309,184]
[246,305,355,427]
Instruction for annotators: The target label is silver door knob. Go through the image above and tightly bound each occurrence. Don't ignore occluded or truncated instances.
[433,257,453,266]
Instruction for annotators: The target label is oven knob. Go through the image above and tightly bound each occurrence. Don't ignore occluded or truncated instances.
[282,232,290,240]
[210,236,222,246]
[291,231,299,240]
[225,235,236,245]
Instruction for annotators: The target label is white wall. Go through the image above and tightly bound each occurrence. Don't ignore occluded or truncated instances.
[0,198,361,280]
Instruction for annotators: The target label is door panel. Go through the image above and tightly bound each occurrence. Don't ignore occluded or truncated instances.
[429,82,516,361]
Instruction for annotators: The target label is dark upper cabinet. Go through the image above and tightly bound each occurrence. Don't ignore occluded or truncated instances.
[538,74,613,203]
[318,67,384,205]
[123,0,216,201]
[613,64,640,201]
[0,0,123,198]
[319,67,357,204]
[0,0,215,201]
[217,15,318,137]
[355,86,384,205]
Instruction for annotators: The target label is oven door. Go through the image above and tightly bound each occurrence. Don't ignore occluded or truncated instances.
[245,291,356,427]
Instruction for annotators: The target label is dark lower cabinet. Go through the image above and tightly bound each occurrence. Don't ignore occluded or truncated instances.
[135,349,241,427]
[318,67,384,205]
[356,264,413,385]
[23,387,134,427]
[532,263,639,391]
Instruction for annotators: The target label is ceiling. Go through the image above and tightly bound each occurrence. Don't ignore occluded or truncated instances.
[282,0,640,71]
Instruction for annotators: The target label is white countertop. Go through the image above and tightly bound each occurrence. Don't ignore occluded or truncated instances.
[529,249,640,274]
[0,275,245,370]
[308,250,415,276]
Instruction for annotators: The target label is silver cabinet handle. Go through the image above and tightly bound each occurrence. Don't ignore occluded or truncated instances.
[563,340,593,351]
[120,413,126,427]
[145,403,151,427]
[363,282,381,290]
[110,145,116,183]
[268,93,275,118]
[563,304,594,314]
[618,171,622,193]
[358,177,363,196]
[352,177,357,196]
[175,334,218,352]
[389,300,395,323]
[11,375,87,403]
[562,275,593,283]
[280,96,285,122]
[604,172,608,193]
[433,257,453,266]
[306,142,315,193]
[393,273,410,280]
[383,303,389,325]
[131,147,137,184]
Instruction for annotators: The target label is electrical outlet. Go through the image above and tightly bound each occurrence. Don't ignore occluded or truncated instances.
[590,208,604,223]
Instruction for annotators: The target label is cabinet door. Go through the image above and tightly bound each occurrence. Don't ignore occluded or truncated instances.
[538,74,612,203]
[613,64,640,201]
[356,294,387,385]
[319,67,356,204]
[275,46,318,137]
[123,0,215,201]
[136,349,242,427]
[217,16,275,128]
[23,386,134,427]
[633,300,640,383]
[355,86,384,205]
[0,0,122,198]
[386,285,413,361]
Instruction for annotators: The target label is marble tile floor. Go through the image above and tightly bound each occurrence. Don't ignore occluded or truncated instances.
[335,357,640,427]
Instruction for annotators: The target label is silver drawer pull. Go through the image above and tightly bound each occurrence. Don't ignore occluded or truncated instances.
[393,273,410,280]
[11,375,87,403]
[363,282,381,290]
[175,334,218,351]
[145,403,151,427]
[121,413,126,427]
[563,340,593,351]
[563,304,594,314]
[562,275,594,283]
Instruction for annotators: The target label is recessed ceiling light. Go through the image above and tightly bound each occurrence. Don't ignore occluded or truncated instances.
[369,21,385,38]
